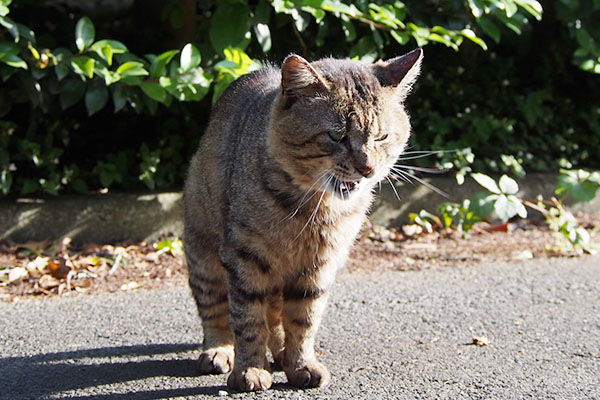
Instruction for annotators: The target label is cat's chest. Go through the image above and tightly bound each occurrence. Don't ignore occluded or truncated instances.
[264,206,366,273]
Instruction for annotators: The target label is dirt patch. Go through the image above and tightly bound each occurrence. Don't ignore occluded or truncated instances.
[1,212,599,302]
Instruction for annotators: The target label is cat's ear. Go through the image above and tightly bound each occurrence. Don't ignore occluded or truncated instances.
[373,48,423,100]
[281,54,330,99]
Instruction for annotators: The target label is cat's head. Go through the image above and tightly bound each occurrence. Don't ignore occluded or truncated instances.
[268,49,422,200]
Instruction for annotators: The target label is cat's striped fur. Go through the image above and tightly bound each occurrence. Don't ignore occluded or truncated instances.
[183,49,422,391]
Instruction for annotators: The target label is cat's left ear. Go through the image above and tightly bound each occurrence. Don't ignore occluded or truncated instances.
[373,48,423,100]
[281,54,330,99]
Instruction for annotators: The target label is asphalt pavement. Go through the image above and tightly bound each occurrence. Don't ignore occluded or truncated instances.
[1,256,599,399]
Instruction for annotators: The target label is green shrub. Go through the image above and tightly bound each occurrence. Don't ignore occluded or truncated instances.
[0,0,598,196]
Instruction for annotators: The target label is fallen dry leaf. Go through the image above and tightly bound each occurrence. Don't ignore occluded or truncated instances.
[16,239,51,252]
[0,266,28,286]
[402,224,423,237]
[472,335,490,347]
[27,256,49,274]
[120,281,141,291]
[511,249,534,260]
[48,259,70,279]
[38,274,60,289]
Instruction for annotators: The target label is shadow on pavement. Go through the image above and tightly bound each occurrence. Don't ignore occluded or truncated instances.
[0,343,230,399]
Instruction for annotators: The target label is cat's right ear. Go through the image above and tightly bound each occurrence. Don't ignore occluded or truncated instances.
[281,54,330,101]
[373,48,423,101]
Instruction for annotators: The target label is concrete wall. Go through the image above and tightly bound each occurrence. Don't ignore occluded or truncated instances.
[1,174,598,244]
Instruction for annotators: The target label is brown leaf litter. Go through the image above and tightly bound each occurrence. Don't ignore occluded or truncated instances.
[1,212,599,302]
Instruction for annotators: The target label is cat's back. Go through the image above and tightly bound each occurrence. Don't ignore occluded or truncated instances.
[209,65,280,140]
[184,65,280,239]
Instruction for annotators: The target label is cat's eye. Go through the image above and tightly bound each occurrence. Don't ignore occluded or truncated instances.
[328,130,346,142]
[375,133,389,142]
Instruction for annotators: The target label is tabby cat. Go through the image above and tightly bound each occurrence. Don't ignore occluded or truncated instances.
[183,48,423,391]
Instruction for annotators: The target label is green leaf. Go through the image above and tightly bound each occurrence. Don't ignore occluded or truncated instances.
[0,5,9,17]
[160,69,213,102]
[501,0,518,17]
[21,178,38,195]
[180,43,201,72]
[111,85,128,112]
[319,0,359,17]
[493,194,526,222]
[149,49,178,77]
[53,47,72,80]
[515,0,542,21]
[140,82,167,103]
[253,23,271,52]
[467,0,486,18]
[255,0,271,24]
[16,23,35,43]
[0,52,26,69]
[340,14,356,42]
[91,39,128,66]
[304,5,326,22]
[570,180,598,202]
[498,174,519,194]
[75,16,95,51]
[59,78,85,109]
[71,55,95,79]
[85,81,109,116]
[209,3,251,55]
[253,1,273,51]
[471,173,501,194]
[0,15,19,41]
[477,18,500,43]
[513,195,528,219]
[493,194,510,222]
[71,178,88,194]
[40,178,60,195]
[461,28,487,50]
[556,169,599,202]
[390,30,410,45]
[116,61,148,77]
[349,36,378,62]
[0,41,18,54]
[94,63,120,85]
[468,192,496,219]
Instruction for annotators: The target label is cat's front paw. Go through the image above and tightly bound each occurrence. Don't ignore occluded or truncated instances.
[227,367,272,391]
[285,360,331,388]
[198,346,234,374]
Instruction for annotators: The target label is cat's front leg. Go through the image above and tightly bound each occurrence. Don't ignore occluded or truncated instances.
[223,264,273,391]
[281,281,332,388]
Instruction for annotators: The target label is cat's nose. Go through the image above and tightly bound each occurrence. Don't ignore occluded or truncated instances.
[356,166,375,178]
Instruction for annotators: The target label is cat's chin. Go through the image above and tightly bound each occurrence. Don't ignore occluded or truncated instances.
[327,177,362,200]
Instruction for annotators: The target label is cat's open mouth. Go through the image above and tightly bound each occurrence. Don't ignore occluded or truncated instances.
[330,177,360,199]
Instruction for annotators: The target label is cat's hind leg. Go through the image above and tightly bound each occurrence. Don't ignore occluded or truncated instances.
[187,250,234,375]
[267,291,285,368]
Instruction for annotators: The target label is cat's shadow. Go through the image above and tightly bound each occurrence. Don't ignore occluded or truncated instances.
[0,343,298,399]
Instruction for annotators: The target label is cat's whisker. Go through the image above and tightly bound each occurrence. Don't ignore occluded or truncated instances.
[283,170,332,222]
[393,164,449,174]
[395,149,457,162]
[401,149,457,155]
[391,170,449,198]
[294,174,333,241]
[385,176,401,202]
[396,154,441,162]
[390,168,413,184]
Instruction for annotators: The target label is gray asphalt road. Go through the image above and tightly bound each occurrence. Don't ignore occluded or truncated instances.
[1,256,599,399]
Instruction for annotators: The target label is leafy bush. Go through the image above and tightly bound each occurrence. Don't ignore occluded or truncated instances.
[0,0,598,197]
[410,169,599,254]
